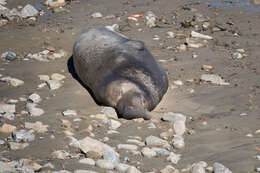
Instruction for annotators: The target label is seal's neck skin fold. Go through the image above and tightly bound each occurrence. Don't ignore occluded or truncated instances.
[116,91,151,120]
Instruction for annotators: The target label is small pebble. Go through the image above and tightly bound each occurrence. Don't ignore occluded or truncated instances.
[95,160,115,170]
[63,109,77,116]
[118,144,138,151]
[28,93,41,103]
[79,158,95,166]
[46,80,63,90]
[141,147,157,158]
[91,12,103,18]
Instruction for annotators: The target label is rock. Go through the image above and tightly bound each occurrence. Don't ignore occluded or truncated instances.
[141,147,157,158]
[0,103,15,113]
[46,80,63,90]
[167,32,175,38]
[1,51,17,61]
[26,103,44,116]
[63,109,77,116]
[127,166,142,173]
[45,0,67,7]
[173,121,186,136]
[25,121,48,133]
[21,4,39,18]
[127,139,145,146]
[151,147,170,156]
[48,49,68,59]
[53,170,71,173]
[145,136,170,148]
[173,80,183,86]
[0,0,7,5]
[201,65,213,71]
[94,113,108,120]
[108,119,121,130]
[74,170,99,173]
[0,139,4,144]
[51,73,66,81]
[0,76,24,87]
[115,163,131,172]
[12,129,35,142]
[0,19,8,27]
[172,135,185,149]
[0,160,34,172]
[232,52,243,59]
[213,163,232,173]
[118,144,138,150]
[252,0,260,5]
[147,122,157,128]
[7,99,19,104]
[177,44,187,51]
[42,162,55,169]
[78,136,118,156]
[26,17,37,25]
[53,7,70,14]
[191,164,206,173]
[101,107,118,119]
[256,168,260,172]
[186,38,208,48]
[160,165,180,173]
[95,160,115,169]
[38,75,50,81]
[86,151,102,160]
[0,123,16,133]
[167,152,181,164]
[28,93,41,103]
[105,24,119,32]
[51,150,70,160]
[145,11,157,28]
[9,142,29,150]
[191,31,213,40]
[79,158,95,166]
[200,74,230,85]
[103,150,120,165]
[21,159,42,171]
[91,12,103,18]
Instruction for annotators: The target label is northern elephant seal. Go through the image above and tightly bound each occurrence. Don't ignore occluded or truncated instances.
[73,27,168,120]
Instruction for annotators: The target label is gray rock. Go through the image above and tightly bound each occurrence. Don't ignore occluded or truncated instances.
[141,147,157,158]
[9,142,29,150]
[108,119,121,130]
[21,4,39,18]
[147,122,157,129]
[160,165,179,173]
[1,51,17,61]
[12,129,35,142]
[126,166,142,173]
[191,164,206,173]
[95,159,115,169]
[38,74,50,81]
[53,170,71,173]
[213,163,232,173]
[232,52,243,59]
[74,170,99,173]
[117,144,138,150]
[126,139,145,147]
[51,150,71,160]
[2,112,15,120]
[101,106,118,119]
[166,152,181,164]
[0,160,34,172]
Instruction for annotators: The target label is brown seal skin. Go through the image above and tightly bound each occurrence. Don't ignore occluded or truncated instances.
[73,27,168,120]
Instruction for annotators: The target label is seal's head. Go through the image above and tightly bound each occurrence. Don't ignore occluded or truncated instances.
[116,91,151,120]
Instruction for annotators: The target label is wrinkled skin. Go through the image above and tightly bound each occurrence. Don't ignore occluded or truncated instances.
[73,27,168,120]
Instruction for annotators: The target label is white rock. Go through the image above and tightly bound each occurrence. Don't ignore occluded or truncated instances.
[26,103,44,116]
[25,121,48,133]
[161,112,186,122]
[79,158,95,166]
[45,0,66,7]
[200,74,230,85]
[213,163,232,173]
[46,80,63,90]
[172,135,185,149]
[191,164,206,173]
[167,32,175,38]
[38,75,49,81]
[127,166,142,173]
[173,121,186,136]
[74,170,98,173]
[51,73,66,81]
[51,150,70,160]
[53,170,71,173]
[145,135,170,148]
[232,52,243,59]
[28,93,41,103]
[109,120,121,130]
[95,160,115,169]
[21,4,38,18]
[12,129,35,142]
[118,144,138,150]
[0,0,7,5]
[145,11,157,28]
[63,109,77,116]
[105,24,119,32]
[167,152,181,164]
[173,80,183,86]
[141,147,157,158]
[115,163,131,172]
[0,104,15,113]
[91,12,103,18]
[160,165,180,173]
[78,136,117,156]
[101,107,118,119]
[9,142,29,150]
[147,122,157,129]
[103,150,120,165]
[191,31,213,40]
[2,112,15,120]
[0,76,24,87]
[7,99,19,104]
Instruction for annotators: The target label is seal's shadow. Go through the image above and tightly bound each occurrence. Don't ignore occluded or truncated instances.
[67,56,102,105]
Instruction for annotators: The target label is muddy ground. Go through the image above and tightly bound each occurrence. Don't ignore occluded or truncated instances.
[0,0,260,172]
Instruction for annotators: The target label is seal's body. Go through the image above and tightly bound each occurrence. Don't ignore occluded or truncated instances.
[73,27,168,119]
